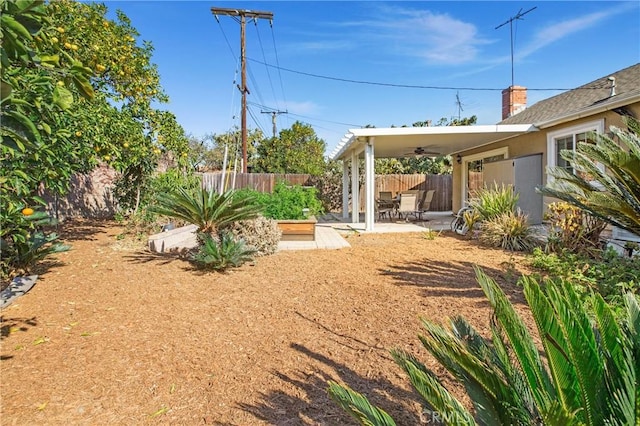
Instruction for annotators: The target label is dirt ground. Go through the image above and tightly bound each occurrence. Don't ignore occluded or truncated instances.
[1,219,536,425]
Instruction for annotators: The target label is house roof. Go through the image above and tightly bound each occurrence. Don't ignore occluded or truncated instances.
[330,63,640,161]
[499,63,640,127]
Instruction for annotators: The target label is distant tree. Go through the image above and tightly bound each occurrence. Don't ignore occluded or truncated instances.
[254,121,326,175]
[383,116,476,175]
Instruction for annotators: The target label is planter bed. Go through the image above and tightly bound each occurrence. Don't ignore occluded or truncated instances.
[277,216,317,241]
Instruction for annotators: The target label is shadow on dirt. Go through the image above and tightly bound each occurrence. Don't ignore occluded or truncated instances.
[238,342,423,424]
[1,316,38,361]
[122,250,190,267]
[381,258,527,306]
[57,219,111,242]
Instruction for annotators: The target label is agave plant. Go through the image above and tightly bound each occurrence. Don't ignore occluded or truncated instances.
[152,186,262,236]
[539,116,640,238]
[190,232,256,271]
[328,267,640,425]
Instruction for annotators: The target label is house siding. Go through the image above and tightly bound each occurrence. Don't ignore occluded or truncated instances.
[452,101,640,213]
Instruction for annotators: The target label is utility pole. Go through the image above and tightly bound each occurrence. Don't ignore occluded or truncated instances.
[260,110,287,138]
[212,7,273,173]
[495,6,536,87]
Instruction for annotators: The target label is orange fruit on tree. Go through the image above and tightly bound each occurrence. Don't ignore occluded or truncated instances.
[22,207,34,216]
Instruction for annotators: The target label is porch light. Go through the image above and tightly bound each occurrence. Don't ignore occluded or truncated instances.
[456,154,462,164]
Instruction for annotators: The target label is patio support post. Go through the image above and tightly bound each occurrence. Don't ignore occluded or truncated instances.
[364,137,375,231]
[350,149,360,223]
[342,160,350,219]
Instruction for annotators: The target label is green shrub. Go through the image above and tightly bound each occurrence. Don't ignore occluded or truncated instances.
[544,202,607,257]
[479,211,536,252]
[239,181,324,220]
[468,183,518,221]
[219,215,281,256]
[530,246,640,310]
[190,232,255,271]
[1,207,69,283]
[328,268,640,425]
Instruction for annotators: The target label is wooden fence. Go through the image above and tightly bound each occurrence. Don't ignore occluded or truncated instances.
[199,172,313,193]
[199,172,452,212]
[365,174,452,211]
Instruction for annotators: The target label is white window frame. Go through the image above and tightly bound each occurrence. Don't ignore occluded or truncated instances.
[460,147,509,207]
[546,119,605,184]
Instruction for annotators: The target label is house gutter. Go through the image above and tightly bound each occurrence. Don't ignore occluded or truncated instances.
[535,91,640,129]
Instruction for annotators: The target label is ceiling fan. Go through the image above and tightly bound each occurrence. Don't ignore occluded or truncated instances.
[403,147,439,158]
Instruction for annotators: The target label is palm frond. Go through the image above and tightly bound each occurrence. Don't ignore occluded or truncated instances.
[540,117,640,237]
[327,381,397,426]
[417,320,526,424]
[390,349,475,426]
[592,294,636,426]
[474,267,555,408]
[152,187,262,234]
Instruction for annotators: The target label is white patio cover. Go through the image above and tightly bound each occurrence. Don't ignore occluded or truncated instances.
[330,124,537,231]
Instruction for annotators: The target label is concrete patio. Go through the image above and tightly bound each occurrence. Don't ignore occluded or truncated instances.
[277,211,454,251]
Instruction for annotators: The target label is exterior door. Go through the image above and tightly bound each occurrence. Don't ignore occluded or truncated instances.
[513,154,542,224]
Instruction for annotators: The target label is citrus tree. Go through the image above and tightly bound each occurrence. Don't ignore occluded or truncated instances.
[1,0,189,279]
[1,0,94,281]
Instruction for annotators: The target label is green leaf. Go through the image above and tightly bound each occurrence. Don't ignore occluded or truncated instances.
[41,122,51,135]
[52,85,73,110]
[1,14,33,40]
[39,54,59,66]
[72,76,94,100]
[0,80,12,101]
[4,109,42,143]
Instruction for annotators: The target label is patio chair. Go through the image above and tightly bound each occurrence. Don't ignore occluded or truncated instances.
[396,193,417,221]
[379,191,393,202]
[375,201,394,221]
[415,190,435,220]
[377,191,396,219]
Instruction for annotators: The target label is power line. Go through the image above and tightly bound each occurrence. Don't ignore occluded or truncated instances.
[247,57,599,92]
[269,23,288,120]
[211,7,273,173]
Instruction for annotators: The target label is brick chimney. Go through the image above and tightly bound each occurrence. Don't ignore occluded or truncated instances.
[501,86,527,119]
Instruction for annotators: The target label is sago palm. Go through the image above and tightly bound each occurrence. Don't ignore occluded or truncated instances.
[152,186,262,235]
[328,267,640,425]
[539,116,640,238]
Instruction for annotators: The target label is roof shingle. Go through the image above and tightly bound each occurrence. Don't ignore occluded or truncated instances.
[498,63,640,125]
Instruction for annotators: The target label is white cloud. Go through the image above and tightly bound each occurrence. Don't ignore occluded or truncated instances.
[285,100,320,115]
[339,6,493,65]
[517,3,635,60]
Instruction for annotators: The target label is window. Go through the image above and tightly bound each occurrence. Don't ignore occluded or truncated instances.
[547,120,604,181]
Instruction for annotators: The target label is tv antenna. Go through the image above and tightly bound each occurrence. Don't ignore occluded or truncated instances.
[495,6,536,87]
[455,91,464,121]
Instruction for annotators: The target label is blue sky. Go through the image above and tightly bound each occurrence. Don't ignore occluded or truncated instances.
[104,1,640,155]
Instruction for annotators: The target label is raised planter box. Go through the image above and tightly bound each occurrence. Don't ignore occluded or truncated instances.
[277,216,317,241]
